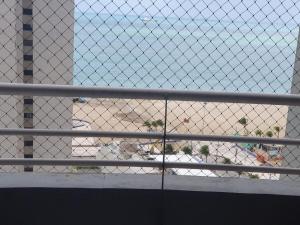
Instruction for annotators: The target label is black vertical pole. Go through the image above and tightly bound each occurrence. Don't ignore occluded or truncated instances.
[160,98,168,225]
[161,98,168,190]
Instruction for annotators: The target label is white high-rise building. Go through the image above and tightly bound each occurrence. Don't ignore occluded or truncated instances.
[32,0,74,171]
[0,0,74,171]
[0,0,23,171]
[281,29,300,180]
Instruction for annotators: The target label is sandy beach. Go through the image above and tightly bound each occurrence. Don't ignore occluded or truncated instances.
[73,99,288,144]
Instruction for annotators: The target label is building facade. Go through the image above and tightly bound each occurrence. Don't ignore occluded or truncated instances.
[281,28,300,180]
[0,0,74,171]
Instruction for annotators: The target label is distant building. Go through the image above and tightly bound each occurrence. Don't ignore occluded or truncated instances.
[149,154,217,177]
[0,0,23,171]
[96,143,159,174]
[281,29,300,180]
[72,119,98,158]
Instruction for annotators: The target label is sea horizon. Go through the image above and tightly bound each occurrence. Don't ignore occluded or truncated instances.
[73,11,299,94]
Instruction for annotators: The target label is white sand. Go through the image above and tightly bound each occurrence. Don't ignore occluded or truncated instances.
[73,99,288,141]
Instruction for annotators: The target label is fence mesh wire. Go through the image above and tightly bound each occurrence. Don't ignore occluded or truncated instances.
[1,0,300,179]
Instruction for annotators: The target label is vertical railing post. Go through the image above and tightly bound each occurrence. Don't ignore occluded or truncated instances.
[161,98,168,190]
[159,98,168,225]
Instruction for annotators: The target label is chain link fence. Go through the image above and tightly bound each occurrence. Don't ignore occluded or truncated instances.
[1,0,300,180]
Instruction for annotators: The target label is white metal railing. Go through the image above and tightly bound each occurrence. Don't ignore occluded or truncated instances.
[0,82,300,175]
[0,128,300,145]
[0,82,300,105]
[0,158,298,175]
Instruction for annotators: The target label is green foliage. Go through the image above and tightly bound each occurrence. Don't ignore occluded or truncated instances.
[200,145,210,162]
[265,130,273,138]
[143,119,164,131]
[182,146,192,155]
[223,157,231,164]
[249,174,259,179]
[238,117,248,126]
[143,121,151,128]
[255,129,263,137]
[274,126,281,133]
[165,144,175,154]
[200,145,209,156]
[274,126,281,137]
[156,119,164,127]
[151,121,158,128]
[238,117,248,135]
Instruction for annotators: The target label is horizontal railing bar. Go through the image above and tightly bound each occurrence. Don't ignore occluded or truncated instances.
[165,162,300,175]
[0,128,163,139]
[0,128,299,145]
[0,159,162,168]
[168,133,300,145]
[1,158,300,175]
[0,82,299,105]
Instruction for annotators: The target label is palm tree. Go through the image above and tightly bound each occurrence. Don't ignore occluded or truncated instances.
[182,146,192,155]
[255,129,263,137]
[200,145,210,162]
[255,129,263,148]
[165,144,175,154]
[265,130,273,138]
[274,126,281,138]
[156,119,164,127]
[238,117,248,135]
[151,121,158,131]
[155,119,164,132]
[143,121,151,131]
[223,157,231,164]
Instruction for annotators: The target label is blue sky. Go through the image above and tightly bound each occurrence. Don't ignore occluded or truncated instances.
[75,0,300,25]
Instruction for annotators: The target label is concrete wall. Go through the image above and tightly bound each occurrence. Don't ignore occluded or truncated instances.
[0,174,300,225]
[32,0,74,171]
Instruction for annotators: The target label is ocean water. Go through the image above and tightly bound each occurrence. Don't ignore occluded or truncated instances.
[73,12,298,94]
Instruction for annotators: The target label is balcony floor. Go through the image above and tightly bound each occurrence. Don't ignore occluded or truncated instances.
[1,173,300,225]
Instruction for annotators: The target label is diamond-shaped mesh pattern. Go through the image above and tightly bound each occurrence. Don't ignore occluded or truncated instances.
[1,0,300,180]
